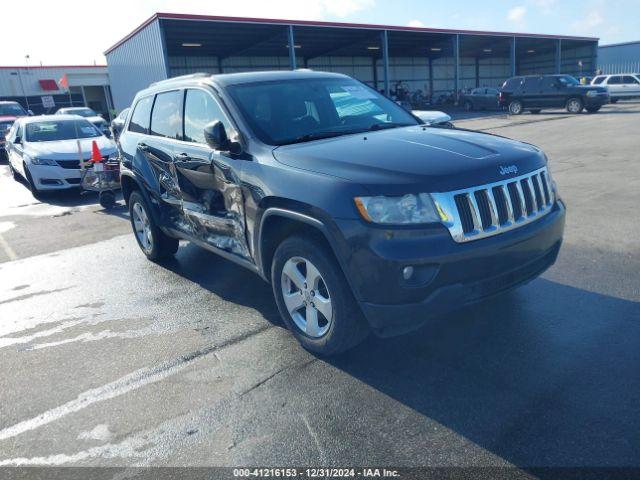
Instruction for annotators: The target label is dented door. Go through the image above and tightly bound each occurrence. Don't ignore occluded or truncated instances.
[174,88,249,259]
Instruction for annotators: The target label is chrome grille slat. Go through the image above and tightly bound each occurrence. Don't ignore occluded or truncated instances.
[431,167,555,243]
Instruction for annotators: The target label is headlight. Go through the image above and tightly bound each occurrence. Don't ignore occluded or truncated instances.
[586,90,597,97]
[30,156,57,166]
[354,193,442,225]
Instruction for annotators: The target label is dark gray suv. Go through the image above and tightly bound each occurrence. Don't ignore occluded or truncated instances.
[119,70,565,355]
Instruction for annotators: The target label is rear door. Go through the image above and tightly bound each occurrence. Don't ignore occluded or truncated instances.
[485,88,500,109]
[605,75,624,97]
[540,76,562,108]
[521,76,543,107]
[173,87,249,259]
[7,122,26,177]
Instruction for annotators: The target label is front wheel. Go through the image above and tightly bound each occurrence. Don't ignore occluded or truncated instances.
[566,97,584,114]
[128,190,179,261]
[24,165,42,199]
[272,235,369,355]
[508,100,524,115]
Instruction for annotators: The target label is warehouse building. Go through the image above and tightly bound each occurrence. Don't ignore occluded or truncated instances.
[598,41,640,74]
[105,12,599,111]
[0,65,114,118]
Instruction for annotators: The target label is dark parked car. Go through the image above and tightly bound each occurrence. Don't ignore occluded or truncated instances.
[119,71,565,355]
[499,74,609,114]
[461,87,501,111]
[110,107,130,141]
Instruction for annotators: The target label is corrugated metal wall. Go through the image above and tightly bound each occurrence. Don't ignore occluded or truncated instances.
[598,42,640,74]
[106,19,168,112]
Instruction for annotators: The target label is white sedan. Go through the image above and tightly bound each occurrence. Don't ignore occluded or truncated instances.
[5,115,117,196]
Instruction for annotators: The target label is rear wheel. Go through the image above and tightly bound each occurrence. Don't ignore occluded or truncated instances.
[508,100,524,115]
[128,190,179,261]
[586,106,602,113]
[566,97,584,114]
[272,235,369,355]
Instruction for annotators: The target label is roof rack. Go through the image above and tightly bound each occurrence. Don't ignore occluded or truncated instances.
[150,72,211,87]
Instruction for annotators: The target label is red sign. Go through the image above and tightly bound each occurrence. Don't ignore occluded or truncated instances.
[39,79,59,91]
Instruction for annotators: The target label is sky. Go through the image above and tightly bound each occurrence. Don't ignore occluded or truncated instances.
[1,0,638,66]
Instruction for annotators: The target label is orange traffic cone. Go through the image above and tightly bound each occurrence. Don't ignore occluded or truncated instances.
[91,140,102,163]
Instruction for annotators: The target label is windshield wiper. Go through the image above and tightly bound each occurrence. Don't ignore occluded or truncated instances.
[285,130,356,145]
[367,122,414,131]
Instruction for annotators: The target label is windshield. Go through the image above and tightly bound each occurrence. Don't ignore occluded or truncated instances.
[558,75,580,86]
[25,120,101,142]
[0,103,27,117]
[61,108,97,117]
[227,78,419,145]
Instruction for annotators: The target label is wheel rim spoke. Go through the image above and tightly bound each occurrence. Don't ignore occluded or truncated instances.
[313,295,332,321]
[305,305,320,337]
[282,261,305,290]
[283,291,304,315]
[305,261,322,290]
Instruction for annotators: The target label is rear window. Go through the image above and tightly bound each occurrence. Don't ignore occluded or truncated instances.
[150,91,181,139]
[523,77,542,90]
[128,96,153,134]
[502,77,522,90]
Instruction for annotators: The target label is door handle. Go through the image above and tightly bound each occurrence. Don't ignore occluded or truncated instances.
[175,152,191,161]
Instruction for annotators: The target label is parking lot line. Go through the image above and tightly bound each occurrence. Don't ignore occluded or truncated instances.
[0,232,18,261]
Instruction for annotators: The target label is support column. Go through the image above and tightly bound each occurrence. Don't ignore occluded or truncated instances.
[288,25,297,70]
[372,57,378,91]
[80,85,87,108]
[217,56,224,74]
[510,36,517,77]
[381,30,390,97]
[428,57,434,102]
[475,57,480,87]
[453,34,460,102]
[555,39,562,74]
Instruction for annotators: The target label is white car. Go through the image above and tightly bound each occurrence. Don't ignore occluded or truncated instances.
[412,110,454,128]
[5,115,117,195]
[591,74,640,102]
[56,107,111,137]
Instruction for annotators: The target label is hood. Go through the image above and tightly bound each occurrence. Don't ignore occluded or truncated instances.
[571,84,608,93]
[273,126,546,192]
[24,136,116,160]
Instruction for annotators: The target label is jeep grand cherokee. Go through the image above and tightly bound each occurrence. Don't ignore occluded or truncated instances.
[119,71,566,355]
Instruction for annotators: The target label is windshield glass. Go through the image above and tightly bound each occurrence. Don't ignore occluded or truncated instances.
[0,103,27,116]
[25,120,101,142]
[62,108,97,117]
[227,78,419,145]
[558,75,580,86]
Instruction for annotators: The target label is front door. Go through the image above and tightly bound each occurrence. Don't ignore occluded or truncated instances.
[173,88,249,259]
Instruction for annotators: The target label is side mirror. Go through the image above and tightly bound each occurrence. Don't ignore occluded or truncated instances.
[203,120,230,151]
[28,110,34,116]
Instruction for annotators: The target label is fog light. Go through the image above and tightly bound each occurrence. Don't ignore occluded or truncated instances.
[402,266,414,280]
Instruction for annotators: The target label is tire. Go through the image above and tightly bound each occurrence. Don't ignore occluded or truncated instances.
[530,109,541,114]
[128,190,179,261]
[272,235,369,356]
[508,100,524,115]
[586,106,602,113]
[99,190,116,209]
[463,100,473,111]
[24,165,42,199]
[566,97,584,114]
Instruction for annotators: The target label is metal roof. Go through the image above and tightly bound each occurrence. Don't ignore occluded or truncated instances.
[105,12,598,55]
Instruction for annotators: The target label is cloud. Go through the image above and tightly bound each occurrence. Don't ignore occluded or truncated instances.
[529,0,557,13]
[407,19,425,28]
[507,6,527,23]
[570,9,604,32]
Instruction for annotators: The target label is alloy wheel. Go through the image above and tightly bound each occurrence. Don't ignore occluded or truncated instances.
[567,99,582,113]
[280,256,333,338]
[132,202,153,252]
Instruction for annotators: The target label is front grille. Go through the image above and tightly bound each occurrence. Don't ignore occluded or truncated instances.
[65,178,81,184]
[431,167,555,243]
[56,156,111,169]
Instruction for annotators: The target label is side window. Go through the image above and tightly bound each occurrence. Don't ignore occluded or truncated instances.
[503,77,522,90]
[523,77,542,90]
[183,89,230,144]
[150,91,181,139]
[541,77,558,90]
[623,76,640,84]
[486,88,499,95]
[607,76,622,85]
[592,76,605,85]
[128,96,153,134]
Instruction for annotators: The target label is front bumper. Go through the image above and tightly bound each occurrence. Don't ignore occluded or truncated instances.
[585,94,609,107]
[335,201,566,337]
[29,164,82,190]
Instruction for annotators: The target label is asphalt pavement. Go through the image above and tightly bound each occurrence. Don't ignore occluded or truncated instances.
[0,103,638,474]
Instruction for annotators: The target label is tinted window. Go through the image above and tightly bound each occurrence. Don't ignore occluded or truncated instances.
[503,77,522,90]
[471,88,484,95]
[25,120,100,142]
[150,91,181,139]
[523,77,542,90]
[541,77,559,90]
[228,78,417,146]
[557,75,579,85]
[607,76,622,85]
[128,96,153,134]
[486,88,499,95]
[622,76,640,84]
[592,76,605,85]
[0,103,27,116]
[183,89,229,144]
